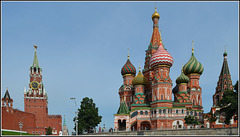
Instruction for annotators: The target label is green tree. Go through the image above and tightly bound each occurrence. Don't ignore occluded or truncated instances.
[217,81,238,125]
[46,126,52,135]
[184,115,199,128]
[205,111,218,123]
[74,97,102,134]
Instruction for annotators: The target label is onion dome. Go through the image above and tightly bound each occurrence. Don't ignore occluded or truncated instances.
[183,41,204,75]
[176,68,190,84]
[172,85,179,94]
[152,7,160,20]
[150,44,173,68]
[121,54,136,76]
[223,50,227,57]
[132,67,148,86]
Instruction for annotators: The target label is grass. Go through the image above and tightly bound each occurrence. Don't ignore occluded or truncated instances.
[1,131,36,135]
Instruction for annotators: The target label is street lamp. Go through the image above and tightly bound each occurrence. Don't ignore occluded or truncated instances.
[19,116,25,136]
[70,97,78,136]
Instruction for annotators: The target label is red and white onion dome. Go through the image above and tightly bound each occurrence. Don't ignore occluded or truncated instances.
[150,44,173,68]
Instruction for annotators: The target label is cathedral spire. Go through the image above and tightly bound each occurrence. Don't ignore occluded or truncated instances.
[217,50,232,92]
[150,6,162,48]
[32,45,40,68]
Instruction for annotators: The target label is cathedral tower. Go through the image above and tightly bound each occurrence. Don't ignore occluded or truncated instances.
[213,50,233,106]
[183,41,204,108]
[148,8,174,108]
[119,52,136,107]
[24,45,48,133]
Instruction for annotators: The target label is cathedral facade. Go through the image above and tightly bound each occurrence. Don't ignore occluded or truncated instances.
[114,8,205,131]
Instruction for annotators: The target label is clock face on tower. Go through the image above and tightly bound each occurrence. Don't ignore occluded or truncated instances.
[31,81,39,89]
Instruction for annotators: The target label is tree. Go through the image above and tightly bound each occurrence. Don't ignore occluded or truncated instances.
[46,126,52,135]
[205,111,218,126]
[73,97,102,134]
[184,115,199,128]
[217,81,238,125]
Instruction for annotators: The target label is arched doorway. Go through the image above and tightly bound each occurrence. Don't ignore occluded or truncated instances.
[140,121,151,130]
[131,121,137,131]
[118,119,126,131]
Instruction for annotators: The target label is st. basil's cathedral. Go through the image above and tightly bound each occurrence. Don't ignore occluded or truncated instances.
[114,7,237,131]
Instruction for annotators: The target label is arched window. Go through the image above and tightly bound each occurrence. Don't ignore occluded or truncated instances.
[140,111,143,115]
[159,109,162,114]
[145,111,148,115]
[161,95,163,100]
[182,109,184,113]
[176,110,178,114]
[163,109,166,113]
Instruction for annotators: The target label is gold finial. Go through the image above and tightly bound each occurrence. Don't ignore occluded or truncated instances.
[152,4,160,19]
[192,40,194,54]
[155,2,157,12]
[224,45,227,52]
[7,87,8,90]
[127,48,129,59]
[34,44,37,51]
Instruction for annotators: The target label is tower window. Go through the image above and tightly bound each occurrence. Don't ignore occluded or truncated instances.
[34,67,36,72]
[140,111,143,115]
[159,109,162,114]
[161,95,163,100]
[176,110,178,114]
[182,109,184,113]
[145,111,148,115]
[163,109,166,113]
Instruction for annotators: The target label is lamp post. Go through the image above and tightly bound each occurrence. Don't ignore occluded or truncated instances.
[19,116,25,136]
[70,97,78,136]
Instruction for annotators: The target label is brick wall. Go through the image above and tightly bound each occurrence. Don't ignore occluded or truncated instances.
[1,107,36,134]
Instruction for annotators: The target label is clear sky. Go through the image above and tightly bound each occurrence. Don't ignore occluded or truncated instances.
[1,1,238,134]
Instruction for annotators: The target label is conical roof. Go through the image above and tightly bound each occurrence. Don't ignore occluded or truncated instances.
[216,50,233,92]
[3,88,11,99]
[132,68,148,86]
[32,45,40,68]
[121,58,136,76]
[183,41,203,75]
[63,115,66,126]
[117,101,129,114]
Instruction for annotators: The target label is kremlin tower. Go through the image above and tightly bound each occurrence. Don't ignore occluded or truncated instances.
[114,7,205,131]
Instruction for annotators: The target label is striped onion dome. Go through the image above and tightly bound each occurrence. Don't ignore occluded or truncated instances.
[183,52,204,75]
[121,58,136,76]
[150,44,173,68]
[176,69,190,84]
[132,68,147,86]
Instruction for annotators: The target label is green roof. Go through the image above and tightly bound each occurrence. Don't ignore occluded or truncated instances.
[117,101,129,114]
[63,115,66,126]
[3,89,11,99]
[32,49,40,68]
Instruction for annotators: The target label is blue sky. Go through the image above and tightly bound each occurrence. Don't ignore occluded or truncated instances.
[1,1,238,134]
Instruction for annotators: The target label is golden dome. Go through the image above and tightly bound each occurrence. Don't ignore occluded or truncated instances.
[152,7,160,19]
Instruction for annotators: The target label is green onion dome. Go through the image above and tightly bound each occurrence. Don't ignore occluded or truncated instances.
[121,58,136,76]
[223,51,227,57]
[183,48,204,75]
[132,68,148,86]
[172,85,178,94]
[176,69,190,84]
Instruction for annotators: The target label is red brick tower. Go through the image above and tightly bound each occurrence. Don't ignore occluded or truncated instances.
[183,41,204,110]
[119,51,136,107]
[149,11,174,108]
[24,45,48,134]
[2,88,13,113]
[213,50,233,106]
